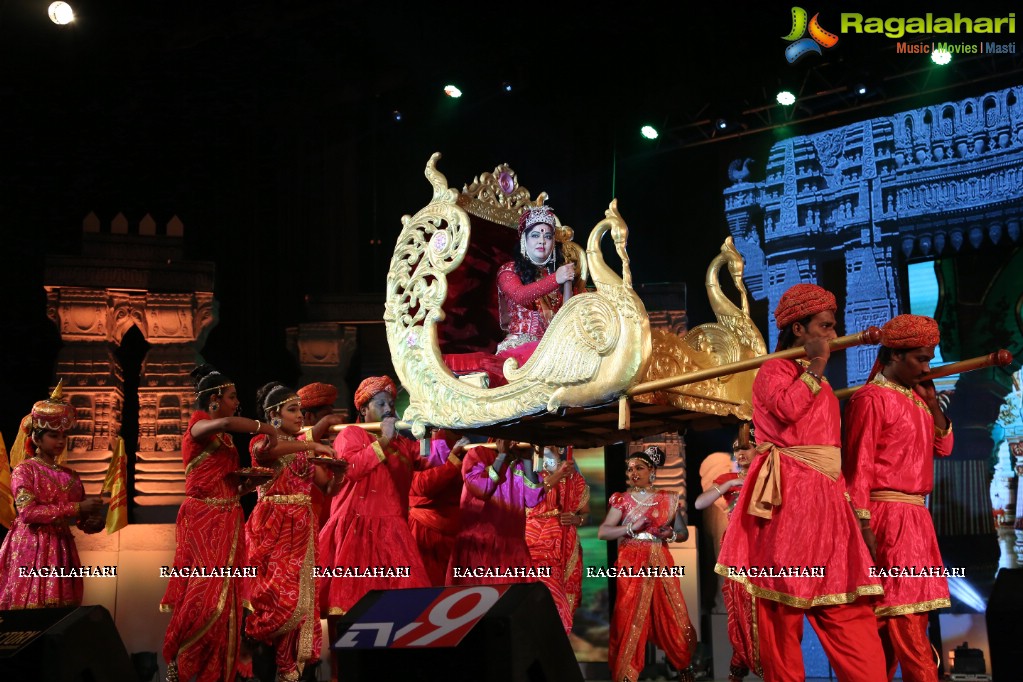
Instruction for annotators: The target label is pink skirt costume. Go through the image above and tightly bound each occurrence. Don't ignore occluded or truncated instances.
[0,458,87,608]
[244,435,321,679]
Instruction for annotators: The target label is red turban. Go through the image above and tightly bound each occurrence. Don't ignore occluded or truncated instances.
[297,382,338,409]
[353,376,397,411]
[774,283,837,329]
[31,380,76,431]
[880,314,940,349]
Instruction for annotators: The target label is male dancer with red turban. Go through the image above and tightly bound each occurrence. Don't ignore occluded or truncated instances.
[843,315,953,682]
[717,283,886,682]
[318,376,431,616]
[297,382,345,528]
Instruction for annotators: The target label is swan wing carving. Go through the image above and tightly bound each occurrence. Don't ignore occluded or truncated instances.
[503,293,618,385]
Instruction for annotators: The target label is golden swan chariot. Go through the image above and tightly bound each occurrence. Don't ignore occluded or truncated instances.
[384,154,769,446]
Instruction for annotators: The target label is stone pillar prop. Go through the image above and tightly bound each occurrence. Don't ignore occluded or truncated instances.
[44,213,217,519]
[286,322,358,417]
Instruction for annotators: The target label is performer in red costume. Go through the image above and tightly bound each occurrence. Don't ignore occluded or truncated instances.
[525,445,588,634]
[296,382,345,529]
[318,376,432,615]
[843,315,953,682]
[716,283,886,682]
[161,365,279,682]
[408,431,470,586]
[471,205,578,387]
[695,437,754,682]
[244,383,340,682]
[447,439,552,585]
[599,446,696,682]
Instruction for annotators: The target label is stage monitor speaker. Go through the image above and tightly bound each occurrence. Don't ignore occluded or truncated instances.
[0,605,136,681]
[331,582,582,682]
[986,566,1023,680]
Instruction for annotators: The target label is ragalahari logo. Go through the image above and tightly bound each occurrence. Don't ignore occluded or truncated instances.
[783,7,839,63]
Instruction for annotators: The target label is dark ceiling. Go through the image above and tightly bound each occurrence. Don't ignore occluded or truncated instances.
[1,0,1020,424]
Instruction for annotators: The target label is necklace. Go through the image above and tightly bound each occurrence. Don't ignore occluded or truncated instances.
[32,455,62,471]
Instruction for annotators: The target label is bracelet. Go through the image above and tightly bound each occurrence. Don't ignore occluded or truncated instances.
[713,484,723,495]
[626,524,636,538]
[805,369,822,381]
[251,420,262,434]
[668,531,677,542]
[809,356,825,362]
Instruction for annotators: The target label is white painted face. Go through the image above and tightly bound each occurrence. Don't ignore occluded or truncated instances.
[524,223,555,264]
[542,446,560,472]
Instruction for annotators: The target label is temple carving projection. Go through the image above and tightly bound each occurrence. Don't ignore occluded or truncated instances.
[724,85,1023,573]
[44,213,216,519]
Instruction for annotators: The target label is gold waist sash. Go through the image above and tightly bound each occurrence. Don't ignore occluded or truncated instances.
[747,444,841,520]
[188,495,240,507]
[870,490,925,506]
[261,494,312,505]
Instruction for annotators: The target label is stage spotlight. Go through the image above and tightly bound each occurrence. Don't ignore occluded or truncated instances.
[716,118,728,130]
[444,84,462,98]
[776,90,796,106]
[931,48,952,65]
[640,125,659,140]
[48,1,74,24]
[855,84,868,96]
[502,82,513,93]
[392,110,403,122]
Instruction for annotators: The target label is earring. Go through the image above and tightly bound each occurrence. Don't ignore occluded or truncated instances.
[649,473,656,483]
[271,416,283,429]
[209,399,220,413]
[520,234,527,258]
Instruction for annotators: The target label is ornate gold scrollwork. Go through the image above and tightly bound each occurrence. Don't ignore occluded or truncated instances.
[386,154,651,437]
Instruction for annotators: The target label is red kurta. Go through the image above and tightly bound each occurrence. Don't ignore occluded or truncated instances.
[408,440,463,587]
[160,411,245,682]
[525,467,589,633]
[244,436,321,678]
[447,447,544,585]
[843,374,952,680]
[606,490,696,682]
[716,358,881,605]
[843,374,954,616]
[716,358,887,682]
[317,428,431,615]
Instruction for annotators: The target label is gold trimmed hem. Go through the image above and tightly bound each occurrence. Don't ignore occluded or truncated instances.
[875,598,950,617]
[487,465,501,483]
[159,603,173,613]
[371,441,387,463]
[854,508,871,520]
[327,607,347,616]
[935,421,952,438]
[715,562,884,608]
[447,453,462,469]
